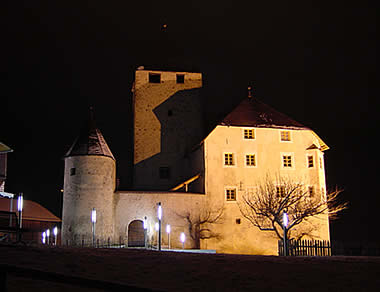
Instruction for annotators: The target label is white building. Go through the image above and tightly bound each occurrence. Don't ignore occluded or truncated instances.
[62,69,330,255]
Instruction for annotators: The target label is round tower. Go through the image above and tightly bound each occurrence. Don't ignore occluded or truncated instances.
[62,111,116,246]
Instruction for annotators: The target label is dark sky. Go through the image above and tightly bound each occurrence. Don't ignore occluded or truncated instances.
[2,1,378,243]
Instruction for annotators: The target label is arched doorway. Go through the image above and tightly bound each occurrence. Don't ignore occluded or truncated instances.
[127,220,145,247]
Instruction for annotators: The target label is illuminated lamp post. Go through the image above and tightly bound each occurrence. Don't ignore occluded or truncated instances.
[46,229,50,245]
[155,222,159,248]
[53,226,58,245]
[157,202,162,251]
[283,211,289,256]
[180,232,186,250]
[17,193,23,241]
[42,231,46,244]
[166,224,171,249]
[143,216,148,248]
[91,208,96,247]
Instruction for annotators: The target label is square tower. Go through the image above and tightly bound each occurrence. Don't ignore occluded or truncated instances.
[132,69,203,190]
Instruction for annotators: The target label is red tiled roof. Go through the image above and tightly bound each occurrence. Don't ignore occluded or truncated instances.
[220,97,309,130]
[0,198,61,222]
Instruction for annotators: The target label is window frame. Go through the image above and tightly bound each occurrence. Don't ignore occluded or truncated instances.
[307,155,314,168]
[149,73,161,83]
[176,74,185,84]
[223,152,235,167]
[280,130,292,142]
[243,128,255,140]
[225,187,237,202]
[281,152,294,169]
[245,153,257,167]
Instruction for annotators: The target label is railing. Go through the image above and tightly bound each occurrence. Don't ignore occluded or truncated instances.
[278,239,331,256]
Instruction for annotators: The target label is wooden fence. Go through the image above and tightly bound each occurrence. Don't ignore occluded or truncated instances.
[278,239,331,256]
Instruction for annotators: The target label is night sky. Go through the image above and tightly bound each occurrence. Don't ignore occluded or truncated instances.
[2,2,378,244]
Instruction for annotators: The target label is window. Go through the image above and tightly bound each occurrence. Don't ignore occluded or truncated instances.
[224,153,234,166]
[308,186,314,197]
[168,109,173,116]
[243,129,255,139]
[70,168,76,176]
[176,74,185,83]
[308,155,314,168]
[226,188,237,201]
[280,131,291,141]
[236,218,241,224]
[276,186,286,197]
[159,167,170,179]
[282,155,292,168]
[245,154,256,167]
[149,73,161,83]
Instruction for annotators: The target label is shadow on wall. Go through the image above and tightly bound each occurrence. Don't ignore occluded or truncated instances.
[134,88,205,192]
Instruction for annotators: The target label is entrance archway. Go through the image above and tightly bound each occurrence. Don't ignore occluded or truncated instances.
[127,220,145,247]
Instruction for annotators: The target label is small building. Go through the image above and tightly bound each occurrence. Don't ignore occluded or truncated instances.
[0,197,61,244]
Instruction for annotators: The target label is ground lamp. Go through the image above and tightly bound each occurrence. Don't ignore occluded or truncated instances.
[143,216,148,248]
[166,224,171,249]
[180,232,186,249]
[46,229,50,245]
[91,208,96,247]
[157,202,162,251]
[53,226,58,245]
[42,232,46,244]
[17,193,23,241]
[283,211,289,256]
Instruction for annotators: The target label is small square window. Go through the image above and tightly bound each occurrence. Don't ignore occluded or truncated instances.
[176,74,185,83]
[226,188,236,201]
[246,154,256,166]
[244,129,255,139]
[159,167,170,179]
[308,155,314,168]
[149,73,161,83]
[236,218,241,224]
[224,153,234,166]
[70,168,76,176]
[280,131,291,141]
[283,155,292,167]
[276,186,286,197]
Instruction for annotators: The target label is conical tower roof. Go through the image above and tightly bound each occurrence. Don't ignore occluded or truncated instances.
[220,96,309,130]
[64,110,115,160]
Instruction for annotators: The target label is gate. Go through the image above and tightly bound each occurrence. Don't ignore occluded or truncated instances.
[127,220,145,247]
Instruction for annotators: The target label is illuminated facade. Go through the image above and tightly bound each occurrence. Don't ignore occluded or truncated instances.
[62,69,330,255]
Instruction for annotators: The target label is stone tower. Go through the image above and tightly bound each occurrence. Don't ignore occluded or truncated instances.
[62,112,116,245]
[132,69,204,191]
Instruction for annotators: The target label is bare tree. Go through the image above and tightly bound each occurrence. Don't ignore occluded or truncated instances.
[177,203,224,249]
[238,175,348,240]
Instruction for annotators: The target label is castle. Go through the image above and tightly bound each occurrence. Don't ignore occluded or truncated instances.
[62,69,330,255]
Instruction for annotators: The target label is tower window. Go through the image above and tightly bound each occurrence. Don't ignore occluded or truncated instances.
[176,74,185,83]
[243,129,255,139]
[70,168,76,176]
[149,73,161,83]
[308,155,314,168]
[236,218,241,224]
[224,153,234,166]
[226,188,237,201]
[159,167,170,179]
[280,131,291,141]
